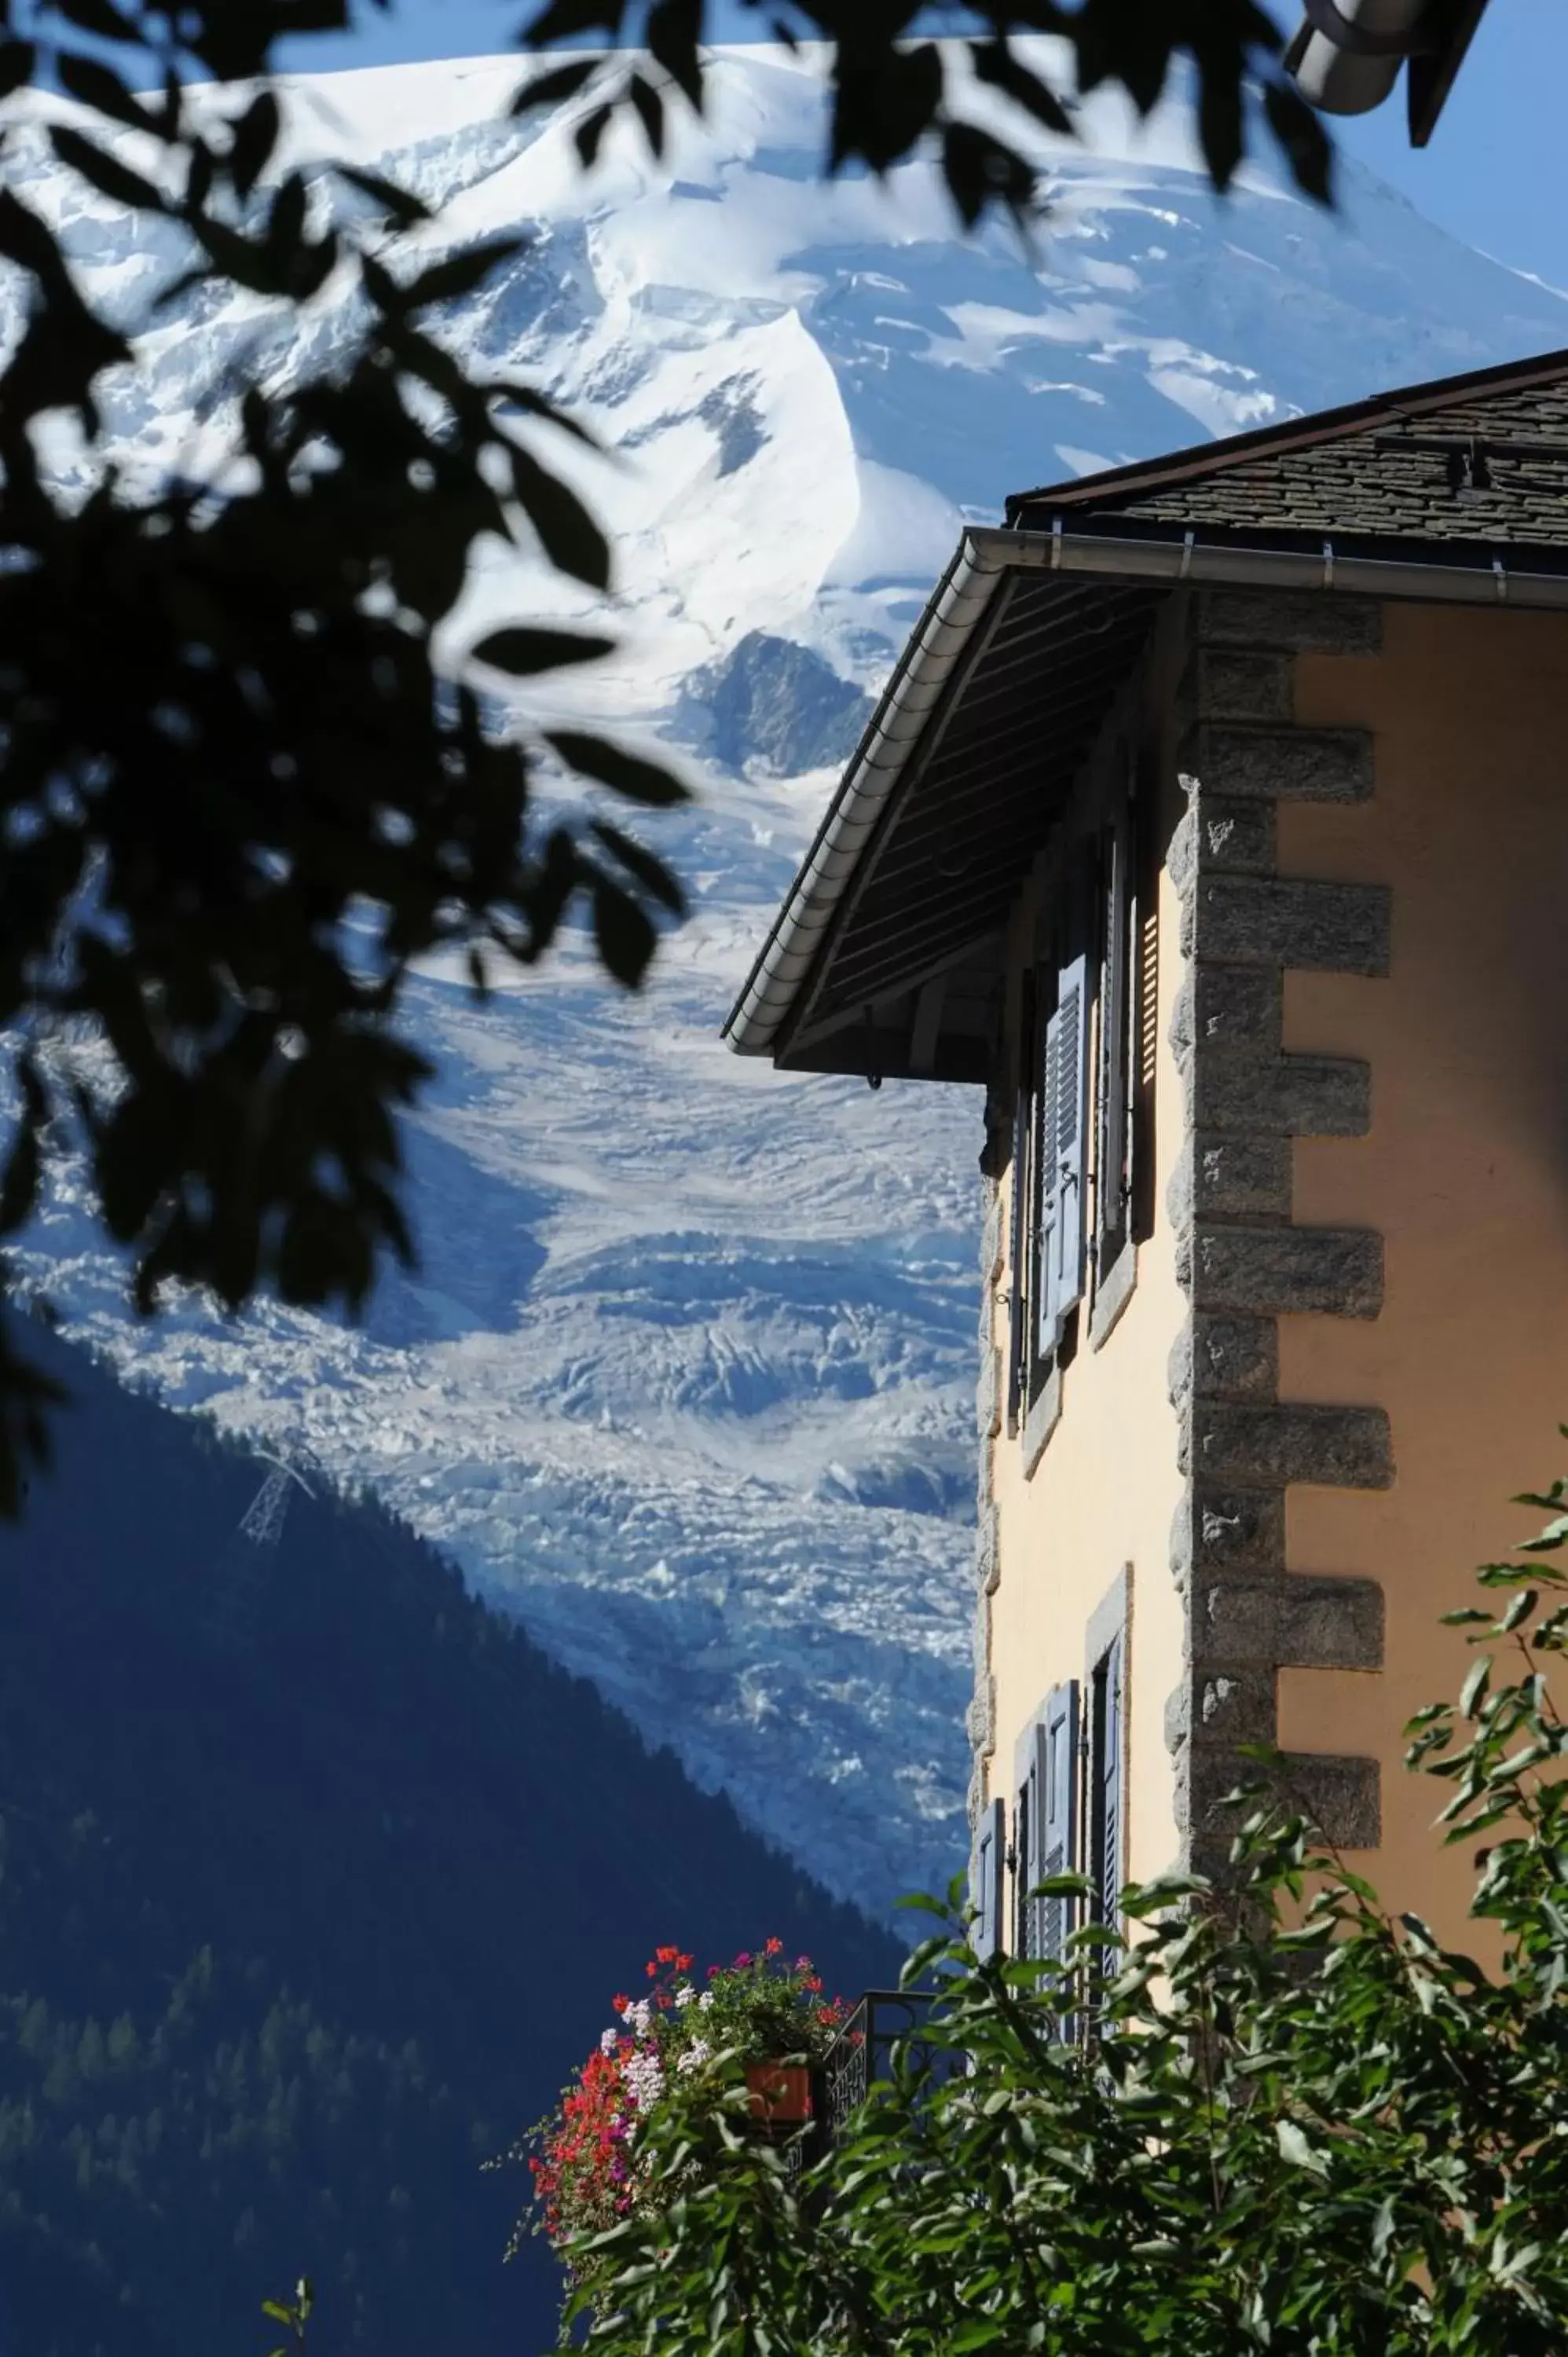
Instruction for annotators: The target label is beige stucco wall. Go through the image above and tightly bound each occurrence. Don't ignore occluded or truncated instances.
[1278,601,1568,1948]
[987,849,1191,1894]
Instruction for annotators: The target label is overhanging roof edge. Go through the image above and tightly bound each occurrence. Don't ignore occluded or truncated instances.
[721,530,1007,1058]
[722,519,1568,1063]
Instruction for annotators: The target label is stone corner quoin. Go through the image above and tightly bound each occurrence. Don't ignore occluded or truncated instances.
[1167,589,1391,1868]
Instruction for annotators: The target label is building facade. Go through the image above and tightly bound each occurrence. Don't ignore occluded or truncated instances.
[724,347,1568,1960]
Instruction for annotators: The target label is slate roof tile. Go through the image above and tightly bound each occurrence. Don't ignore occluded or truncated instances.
[1008,350,1568,549]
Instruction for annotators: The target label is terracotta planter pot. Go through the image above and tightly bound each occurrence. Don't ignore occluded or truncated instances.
[746,2061,812,2124]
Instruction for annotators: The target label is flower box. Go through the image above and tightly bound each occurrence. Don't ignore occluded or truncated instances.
[524,1940,846,2305]
[746,2061,813,2124]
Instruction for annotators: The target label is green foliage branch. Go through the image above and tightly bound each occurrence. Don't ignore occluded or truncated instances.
[0,0,696,1508]
[572,1479,1568,2355]
[513,2,1332,222]
[511,1937,850,2309]
[262,2276,314,2356]
[0,0,1327,1511]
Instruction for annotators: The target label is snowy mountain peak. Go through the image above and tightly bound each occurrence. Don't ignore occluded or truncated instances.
[11,49,1568,1914]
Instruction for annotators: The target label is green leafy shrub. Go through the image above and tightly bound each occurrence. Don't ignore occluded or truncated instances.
[516,1941,850,2313]
[571,1479,1568,2355]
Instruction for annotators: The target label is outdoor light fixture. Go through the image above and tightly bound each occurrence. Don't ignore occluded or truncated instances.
[1284,0,1493,145]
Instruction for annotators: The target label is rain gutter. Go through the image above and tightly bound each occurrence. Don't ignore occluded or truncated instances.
[722,521,1568,1060]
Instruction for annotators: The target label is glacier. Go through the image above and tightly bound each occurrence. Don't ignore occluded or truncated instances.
[8,44,1567,1917]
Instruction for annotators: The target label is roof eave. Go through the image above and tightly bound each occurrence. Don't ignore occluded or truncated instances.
[721,528,1011,1059]
[724,518,1568,1066]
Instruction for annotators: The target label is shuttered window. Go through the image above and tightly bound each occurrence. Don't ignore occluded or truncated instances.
[972,1795,1006,1963]
[1032,949,1090,1367]
[1090,1637,1124,1932]
[1096,806,1135,1267]
[1039,1680,1081,1970]
[1006,972,1035,1433]
[1010,748,1155,1417]
[1013,1712,1048,1959]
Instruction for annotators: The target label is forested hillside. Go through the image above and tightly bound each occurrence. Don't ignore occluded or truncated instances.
[0,1328,899,2355]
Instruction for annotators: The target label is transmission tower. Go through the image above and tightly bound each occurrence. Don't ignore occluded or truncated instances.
[203,1448,315,1656]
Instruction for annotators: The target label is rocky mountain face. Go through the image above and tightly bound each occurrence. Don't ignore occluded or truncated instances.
[8,45,1566,1915]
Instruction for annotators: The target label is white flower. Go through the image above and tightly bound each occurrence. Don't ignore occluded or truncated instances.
[674,1984,696,2009]
[624,2049,665,2110]
[625,1999,653,2037]
[600,2028,619,2055]
[676,2039,711,2077]
[698,1989,715,2012]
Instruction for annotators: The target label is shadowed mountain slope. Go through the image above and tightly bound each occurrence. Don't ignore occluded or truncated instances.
[0,1329,899,2355]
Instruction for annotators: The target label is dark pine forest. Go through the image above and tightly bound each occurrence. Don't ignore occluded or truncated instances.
[0,1327,899,2355]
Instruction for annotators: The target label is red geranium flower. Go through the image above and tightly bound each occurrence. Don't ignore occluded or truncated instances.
[611,1993,629,2014]
[764,1936,783,1956]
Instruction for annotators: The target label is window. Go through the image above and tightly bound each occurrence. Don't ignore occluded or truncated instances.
[1038,1680,1081,1969]
[1006,881,1091,1427]
[1088,1636,1124,1931]
[1008,1681,1083,2040]
[1033,939,1090,1370]
[1007,746,1153,1426]
[1095,805,1135,1271]
[1012,1684,1080,1949]
[970,1796,1005,1963]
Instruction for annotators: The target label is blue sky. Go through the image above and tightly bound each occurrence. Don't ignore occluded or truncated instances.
[278,2,1566,294]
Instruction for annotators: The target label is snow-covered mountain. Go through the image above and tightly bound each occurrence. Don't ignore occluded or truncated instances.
[9,46,1567,1916]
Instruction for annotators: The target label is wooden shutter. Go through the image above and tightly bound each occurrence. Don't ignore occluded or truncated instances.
[1006,974,1035,1428]
[1031,973,1061,1363]
[1014,1714,1050,1959]
[1092,1637,1124,1930]
[1130,742,1160,1247]
[972,1795,1006,1963]
[1013,1750,1031,1959]
[1047,951,1090,1332]
[1039,1681,1081,1966]
[1097,808,1134,1265]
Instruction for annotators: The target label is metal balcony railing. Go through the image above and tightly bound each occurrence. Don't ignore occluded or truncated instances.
[819,1988,957,2146]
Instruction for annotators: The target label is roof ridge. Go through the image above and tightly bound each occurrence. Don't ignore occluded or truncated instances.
[1006,343,1568,522]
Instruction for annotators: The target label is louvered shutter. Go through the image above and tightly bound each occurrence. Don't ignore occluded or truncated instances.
[971,1795,1006,1962]
[1039,1681,1080,1967]
[1006,974,1035,1428]
[1014,1714,1050,1959]
[1012,1752,1031,1959]
[1094,1637,1124,1930]
[1050,950,1090,1325]
[1097,812,1133,1262]
[1031,981,1061,1362]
